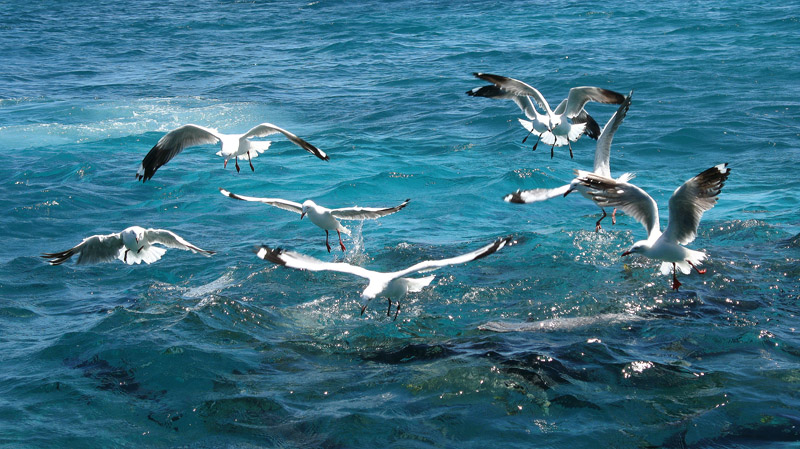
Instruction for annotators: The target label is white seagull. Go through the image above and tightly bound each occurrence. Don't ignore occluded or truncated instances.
[467,72,626,158]
[504,92,634,231]
[220,188,409,253]
[135,123,329,182]
[41,226,215,265]
[577,163,731,290]
[254,236,515,319]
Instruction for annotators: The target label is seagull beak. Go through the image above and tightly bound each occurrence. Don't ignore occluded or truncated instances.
[360,304,368,316]
[563,187,574,197]
[300,212,306,220]
[621,251,632,257]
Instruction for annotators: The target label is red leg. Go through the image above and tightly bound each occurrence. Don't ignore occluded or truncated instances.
[235,157,241,173]
[612,208,617,225]
[595,209,607,232]
[224,159,229,168]
[688,261,706,275]
[337,230,346,252]
[671,263,682,291]
[360,303,368,316]
[325,230,332,253]
[248,153,254,171]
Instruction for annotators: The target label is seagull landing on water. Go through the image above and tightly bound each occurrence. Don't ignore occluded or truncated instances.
[135,123,328,182]
[467,72,626,158]
[504,92,634,232]
[254,236,516,320]
[577,164,731,291]
[220,188,409,253]
[41,226,215,265]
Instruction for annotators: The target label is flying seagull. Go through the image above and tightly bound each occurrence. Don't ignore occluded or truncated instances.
[504,91,634,231]
[135,123,328,182]
[220,188,409,253]
[41,226,215,265]
[254,236,516,319]
[578,164,731,290]
[467,72,625,158]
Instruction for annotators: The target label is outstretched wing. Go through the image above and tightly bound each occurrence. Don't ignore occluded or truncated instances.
[219,188,303,214]
[503,185,571,204]
[472,73,551,112]
[663,163,730,245]
[136,124,222,182]
[145,229,215,255]
[466,84,540,120]
[562,86,626,118]
[242,123,329,161]
[593,91,633,178]
[254,245,375,279]
[41,233,124,265]
[579,172,661,238]
[331,199,410,220]
[392,236,516,278]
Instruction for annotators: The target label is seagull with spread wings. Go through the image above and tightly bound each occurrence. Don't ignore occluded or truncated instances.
[41,226,215,265]
[220,188,409,253]
[504,92,634,231]
[578,164,731,290]
[135,123,328,182]
[467,72,626,158]
[254,236,515,319]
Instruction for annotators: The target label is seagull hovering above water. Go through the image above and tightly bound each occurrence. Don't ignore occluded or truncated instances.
[577,163,731,290]
[220,188,409,253]
[254,236,516,319]
[135,123,329,182]
[504,92,634,231]
[467,72,626,158]
[41,226,215,265]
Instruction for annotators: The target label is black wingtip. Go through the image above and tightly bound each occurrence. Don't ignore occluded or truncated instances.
[253,245,287,266]
[503,190,526,204]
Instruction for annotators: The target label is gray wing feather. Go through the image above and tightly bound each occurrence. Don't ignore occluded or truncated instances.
[243,123,328,161]
[579,172,660,238]
[219,188,303,214]
[145,229,215,255]
[136,124,221,182]
[42,233,124,265]
[663,164,730,245]
[593,92,633,178]
[331,199,410,220]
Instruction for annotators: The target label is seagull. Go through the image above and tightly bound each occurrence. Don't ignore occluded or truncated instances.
[577,163,731,290]
[220,188,409,253]
[467,72,626,158]
[135,123,329,182]
[254,236,516,319]
[504,92,634,232]
[41,226,215,265]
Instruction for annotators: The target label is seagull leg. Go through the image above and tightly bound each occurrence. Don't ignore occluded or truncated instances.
[224,159,229,169]
[235,157,241,173]
[521,128,534,144]
[248,153,254,172]
[393,302,401,321]
[123,249,129,263]
[550,142,556,158]
[337,230,346,252]
[688,261,707,275]
[568,141,574,159]
[671,263,682,291]
[386,299,392,316]
[360,304,368,316]
[595,209,607,232]
[325,230,332,253]
[532,138,539,152]
[612,208,618,225]
[137,246,144,253]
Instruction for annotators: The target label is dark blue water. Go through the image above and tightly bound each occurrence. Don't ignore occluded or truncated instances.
[2,1,799,447]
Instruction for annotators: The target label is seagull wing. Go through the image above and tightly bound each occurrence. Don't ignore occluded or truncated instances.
[331,199,410,220]
[136,124,222,182]
[242,123,329,161]
[472,73,551,112]
[254,245,376,279]
[41,232,124,265]
[579,172,661,238]
[219,188,303,214]
[144,229,215,255]
[503,185,571,204]
[466,84,540,119]
[663,163,730,245]
[593,92,633,178]
[392,236,515,278]
[563,86,627,118]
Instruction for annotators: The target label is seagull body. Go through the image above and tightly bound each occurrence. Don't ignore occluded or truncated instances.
[467,72,626,158]
[135,123,329,182]
[41,226,215,265]
[220,188,409,252]
[254,236,515,319]
[504,92,634,231]
[578,164,731,290]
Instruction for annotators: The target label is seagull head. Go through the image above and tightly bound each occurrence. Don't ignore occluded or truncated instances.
[300,200,316,219]
[622,241,649,257]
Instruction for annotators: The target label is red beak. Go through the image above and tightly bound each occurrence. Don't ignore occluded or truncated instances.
[300,212,305,220]
[621,251,632,257]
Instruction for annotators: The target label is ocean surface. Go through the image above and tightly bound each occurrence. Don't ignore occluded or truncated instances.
[1,0,799,447]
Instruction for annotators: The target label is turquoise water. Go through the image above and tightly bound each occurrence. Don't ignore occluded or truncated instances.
[2,0,799,447]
